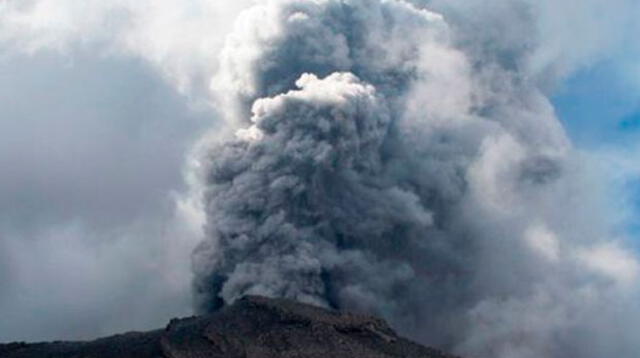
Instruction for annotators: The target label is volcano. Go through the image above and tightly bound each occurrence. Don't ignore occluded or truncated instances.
[0,296,459,358]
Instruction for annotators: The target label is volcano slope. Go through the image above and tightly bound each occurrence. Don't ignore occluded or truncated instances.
[0,296,459,358]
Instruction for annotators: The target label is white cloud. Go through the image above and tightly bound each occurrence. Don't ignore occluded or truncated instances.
[579,243,640,287]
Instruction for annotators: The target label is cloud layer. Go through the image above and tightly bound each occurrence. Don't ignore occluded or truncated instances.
[0,49,206,341]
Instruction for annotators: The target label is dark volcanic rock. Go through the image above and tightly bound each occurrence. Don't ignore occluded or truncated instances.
[0,296,460,358]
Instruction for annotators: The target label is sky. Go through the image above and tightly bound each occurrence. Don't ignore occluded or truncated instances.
[0,0,639,353]
[555,61,640,147]
[554,60,640,237]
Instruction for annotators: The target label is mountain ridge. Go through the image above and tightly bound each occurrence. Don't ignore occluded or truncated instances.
[0,296,461,358]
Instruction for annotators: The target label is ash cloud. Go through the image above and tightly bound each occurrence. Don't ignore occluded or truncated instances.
[191,1,640,358]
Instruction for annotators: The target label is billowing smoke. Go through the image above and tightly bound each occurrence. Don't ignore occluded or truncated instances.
[191,1,640,357]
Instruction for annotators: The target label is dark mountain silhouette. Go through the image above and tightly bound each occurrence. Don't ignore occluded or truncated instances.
[0,296,460,358]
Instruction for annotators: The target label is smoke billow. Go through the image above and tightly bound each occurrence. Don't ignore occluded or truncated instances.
[188,0,640,357]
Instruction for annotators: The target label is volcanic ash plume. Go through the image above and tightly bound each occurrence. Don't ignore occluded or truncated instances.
[191,1,640,357]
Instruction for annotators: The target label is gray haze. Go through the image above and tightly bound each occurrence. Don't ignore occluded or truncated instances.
[0,50,207,341]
